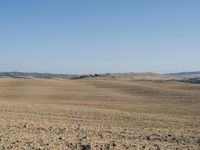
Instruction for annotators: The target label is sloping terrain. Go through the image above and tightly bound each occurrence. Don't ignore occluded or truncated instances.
[0,77,200,149]
[166,71,200,78]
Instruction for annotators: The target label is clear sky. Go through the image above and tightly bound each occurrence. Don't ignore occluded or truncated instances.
[0,0,200,74]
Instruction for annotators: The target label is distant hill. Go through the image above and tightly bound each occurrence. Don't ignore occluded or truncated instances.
[0,72,112,79]
[0,72,79,79]
[166,71,200,78]
[1,71,200,80]
[110,72,181,80]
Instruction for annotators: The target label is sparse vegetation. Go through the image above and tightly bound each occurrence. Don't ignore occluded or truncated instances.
[181,78,200,84]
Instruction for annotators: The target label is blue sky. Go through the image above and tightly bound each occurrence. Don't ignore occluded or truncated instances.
[0,0,200,74]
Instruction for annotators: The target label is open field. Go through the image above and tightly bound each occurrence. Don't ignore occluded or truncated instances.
[0,77,200,150]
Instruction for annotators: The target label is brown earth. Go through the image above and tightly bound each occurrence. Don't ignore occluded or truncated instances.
[0,77,200,150]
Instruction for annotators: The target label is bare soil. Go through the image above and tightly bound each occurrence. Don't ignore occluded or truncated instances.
[0,77,199,150]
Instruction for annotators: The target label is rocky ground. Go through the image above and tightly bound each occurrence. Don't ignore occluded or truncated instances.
[0,101,199,150]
